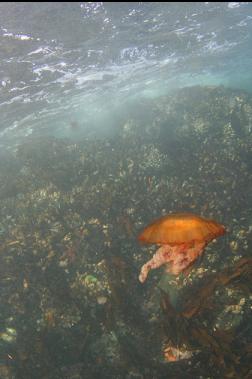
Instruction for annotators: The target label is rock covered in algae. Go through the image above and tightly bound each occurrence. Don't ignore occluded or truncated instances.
[0,85,252,377]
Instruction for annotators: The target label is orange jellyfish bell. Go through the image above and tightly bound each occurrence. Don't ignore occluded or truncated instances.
[138,213,226,283]
[138,213,226,245]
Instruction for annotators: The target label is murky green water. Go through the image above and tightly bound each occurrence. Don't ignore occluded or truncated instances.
[1,3,252,379]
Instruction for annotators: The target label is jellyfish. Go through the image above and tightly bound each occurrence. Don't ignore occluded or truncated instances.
[138,213,226,283]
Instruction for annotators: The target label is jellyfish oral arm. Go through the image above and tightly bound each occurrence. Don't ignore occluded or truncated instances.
[139,244,173,283]
[168,241,206,275]
[138,241,206,283]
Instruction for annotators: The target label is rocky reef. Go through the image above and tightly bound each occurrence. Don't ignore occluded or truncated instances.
[1,85,252,378]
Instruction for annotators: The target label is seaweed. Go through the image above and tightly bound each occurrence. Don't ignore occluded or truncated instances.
[160,257,252,377]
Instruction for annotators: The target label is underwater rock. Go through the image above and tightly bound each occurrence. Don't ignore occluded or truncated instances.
[0,85,252,378]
